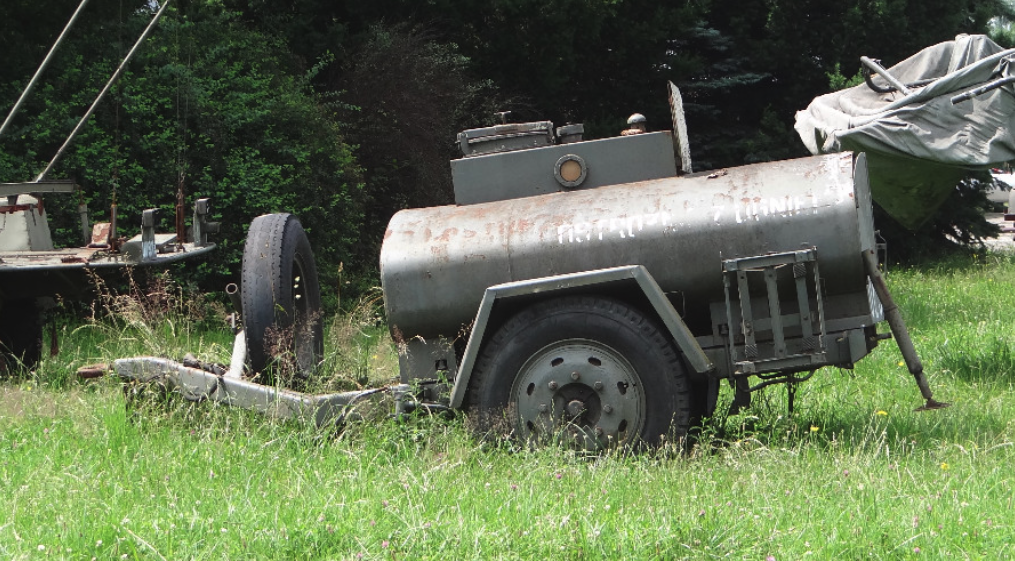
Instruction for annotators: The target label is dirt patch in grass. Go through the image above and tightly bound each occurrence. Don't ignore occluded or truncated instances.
[1,386,35,419]
[0,385,75,420]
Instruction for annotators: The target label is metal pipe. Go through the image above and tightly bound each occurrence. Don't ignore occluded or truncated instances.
[35,0,173,182]
[114,357,394,427]
[861,249,949,411]
[225,329,246,379]
[78,200,90,244]
[950,75,1015,105]
[108,199,118,250]
[225,282,242,322]
[0,0,92,139]
[860,56,912,96]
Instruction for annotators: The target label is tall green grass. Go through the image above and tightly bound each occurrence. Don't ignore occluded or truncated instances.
[2,253,1015,559]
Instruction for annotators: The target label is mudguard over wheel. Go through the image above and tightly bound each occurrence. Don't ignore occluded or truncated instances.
[241,213,323,385]
[467,295,692,449]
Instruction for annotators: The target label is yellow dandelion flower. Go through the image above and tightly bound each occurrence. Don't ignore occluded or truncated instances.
[940,462,949,470]
[876,410,888,416]
[810,425,819,432]
[897,361,906,367]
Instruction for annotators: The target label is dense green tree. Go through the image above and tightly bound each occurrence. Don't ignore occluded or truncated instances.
[0,1,364,297]
[332,24,501,268]
[231,0,707,129]
[224,0,710,267]
[685,0,1011,168]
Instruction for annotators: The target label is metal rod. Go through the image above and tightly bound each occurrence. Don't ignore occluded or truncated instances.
[861,249,949,411]
[225,282,242,323]
[860,56,912,96]
[951,75,1015,105]
[35,0,173,182]
[0,0,92,139]
[109,198,118,249]
[78,200,90,244]
[744,369,815,393]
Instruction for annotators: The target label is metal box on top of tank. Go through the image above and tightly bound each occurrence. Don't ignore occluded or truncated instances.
[452,130,678,205]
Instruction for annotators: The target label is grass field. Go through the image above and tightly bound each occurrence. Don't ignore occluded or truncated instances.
[2,253,1015,559]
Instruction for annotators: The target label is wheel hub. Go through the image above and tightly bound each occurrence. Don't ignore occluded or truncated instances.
[566,399,586,418]
[512,339,645,449]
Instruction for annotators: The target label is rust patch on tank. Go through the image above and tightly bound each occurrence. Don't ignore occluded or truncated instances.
[510,218,536,234]
[436,227,459,242]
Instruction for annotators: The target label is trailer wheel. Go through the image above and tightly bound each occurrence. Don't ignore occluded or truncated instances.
[468,296,691,450]
[0,298,43,372]
[241,213,323,386]
[688,379,717,426]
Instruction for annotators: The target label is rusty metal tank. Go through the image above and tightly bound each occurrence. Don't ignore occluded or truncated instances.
[381,150,875,341]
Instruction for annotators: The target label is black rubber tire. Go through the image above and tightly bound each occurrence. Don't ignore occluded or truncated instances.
[687,378,719,434]
[467,296,691,449]
[241,213,323,385]
[0,298,43,372]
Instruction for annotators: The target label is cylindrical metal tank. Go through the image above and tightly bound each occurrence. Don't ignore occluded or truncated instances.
[381,152,874,340]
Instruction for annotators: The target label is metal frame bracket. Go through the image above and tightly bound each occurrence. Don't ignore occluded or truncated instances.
[722,248,828,375]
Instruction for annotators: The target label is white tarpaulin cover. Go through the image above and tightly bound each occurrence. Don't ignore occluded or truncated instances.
[795,35,1015,229]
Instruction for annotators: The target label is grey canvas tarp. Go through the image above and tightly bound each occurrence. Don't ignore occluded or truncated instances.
[795,34,1015,229]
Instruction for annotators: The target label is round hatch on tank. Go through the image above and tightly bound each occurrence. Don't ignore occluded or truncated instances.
[554,154,588,188]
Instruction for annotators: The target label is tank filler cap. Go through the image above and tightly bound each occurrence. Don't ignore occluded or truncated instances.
[627,113,647,125]
[554,154,588,188]
[622,113,648,136]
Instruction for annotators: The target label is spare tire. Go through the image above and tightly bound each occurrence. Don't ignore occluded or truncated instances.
[241,213,323,386]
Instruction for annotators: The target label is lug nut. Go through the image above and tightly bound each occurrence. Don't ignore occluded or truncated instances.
[593,381,604,391]
[538,403,548,413]
[603,404,613,414]
[548,381,558,390]
[595,426,604,436]
[571,371,581,381]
